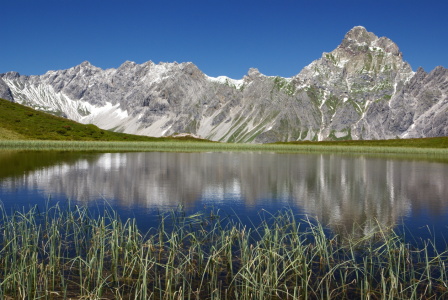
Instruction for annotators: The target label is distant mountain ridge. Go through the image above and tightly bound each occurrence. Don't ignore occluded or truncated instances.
[2,26,448,142]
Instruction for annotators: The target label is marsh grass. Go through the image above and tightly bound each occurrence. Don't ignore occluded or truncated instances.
[1,140,448,159]
[0,204,446,299]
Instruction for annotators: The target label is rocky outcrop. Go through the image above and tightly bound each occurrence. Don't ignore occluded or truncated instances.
[354,66,448,139]
[1,26,447,142]
[0,78,14,102]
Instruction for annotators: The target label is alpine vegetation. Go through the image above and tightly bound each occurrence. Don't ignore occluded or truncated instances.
[0,204,447,299]
[2,26,448,143]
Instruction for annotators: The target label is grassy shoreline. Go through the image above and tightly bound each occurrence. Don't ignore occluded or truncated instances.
[1,139,448,157]
[0,204,446,299]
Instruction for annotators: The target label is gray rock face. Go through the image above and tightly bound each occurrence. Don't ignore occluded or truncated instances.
[354,66,448,139]
[0,78,14,101]
[1,26,447,142]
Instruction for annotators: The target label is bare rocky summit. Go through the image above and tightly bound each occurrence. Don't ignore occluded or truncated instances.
[2,26,447,142]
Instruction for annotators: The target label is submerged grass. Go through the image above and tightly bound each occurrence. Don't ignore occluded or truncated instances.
[0,204,446,299]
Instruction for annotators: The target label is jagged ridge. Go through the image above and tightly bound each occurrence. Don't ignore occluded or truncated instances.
[2,26,447,142]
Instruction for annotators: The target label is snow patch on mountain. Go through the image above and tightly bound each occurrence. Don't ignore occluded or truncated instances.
[206,75,244,89]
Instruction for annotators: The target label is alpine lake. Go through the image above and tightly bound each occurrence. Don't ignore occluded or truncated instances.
[1,150,447,245]
[1,149,448,299]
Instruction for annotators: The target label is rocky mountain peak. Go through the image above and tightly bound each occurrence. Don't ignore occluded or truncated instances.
[78,61,95,69]
[69,61,101,76]
[245,68,263,80]
[344,26,377,44]
[338,26,401,57]
[298,26,411,82]
[116,61,139,73]
[1,71,21,80]
[414,66,427,77]
[118,60,137,69]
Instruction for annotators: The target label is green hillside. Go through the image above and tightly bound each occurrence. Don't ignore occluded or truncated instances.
[0,98,200,142]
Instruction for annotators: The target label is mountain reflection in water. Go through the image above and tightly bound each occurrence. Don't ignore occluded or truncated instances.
[1,151,447,238]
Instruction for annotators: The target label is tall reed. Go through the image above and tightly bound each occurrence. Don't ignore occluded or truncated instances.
[0,203,446,299]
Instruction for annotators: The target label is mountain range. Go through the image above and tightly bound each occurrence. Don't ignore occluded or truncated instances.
[1,26,447,143]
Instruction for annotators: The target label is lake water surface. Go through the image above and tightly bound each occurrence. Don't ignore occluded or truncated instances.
[1,151,447,245]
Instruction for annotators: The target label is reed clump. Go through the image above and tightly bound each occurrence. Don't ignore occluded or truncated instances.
[0,204,446,299]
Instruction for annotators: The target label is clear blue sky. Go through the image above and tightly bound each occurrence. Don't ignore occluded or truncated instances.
[2,0,447,79]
